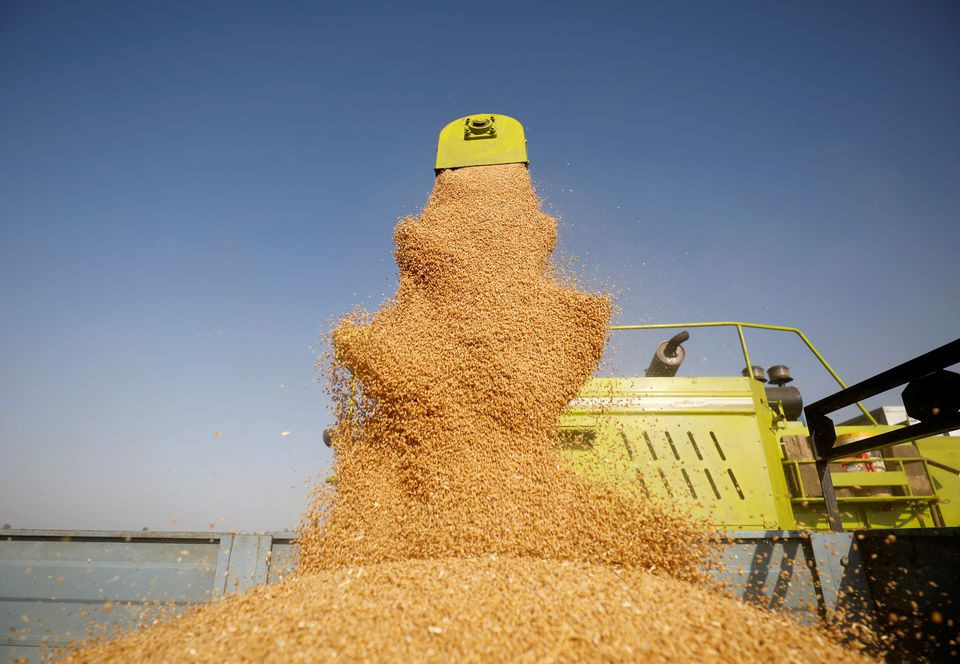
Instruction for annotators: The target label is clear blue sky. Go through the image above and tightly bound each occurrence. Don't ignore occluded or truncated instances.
[2,1,958,531]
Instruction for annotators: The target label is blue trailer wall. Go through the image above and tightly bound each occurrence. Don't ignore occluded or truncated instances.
[2,529,956,662]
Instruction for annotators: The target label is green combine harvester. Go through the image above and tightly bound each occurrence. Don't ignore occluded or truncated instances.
[559,321,960,533]
[553,321,960,662]
[3,115,958,663]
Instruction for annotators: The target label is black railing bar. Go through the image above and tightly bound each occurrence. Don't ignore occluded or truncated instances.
[805,338,960,414]
[820,414,960,461]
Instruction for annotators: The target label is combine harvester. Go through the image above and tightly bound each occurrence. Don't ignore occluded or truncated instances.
[3,115,959,662]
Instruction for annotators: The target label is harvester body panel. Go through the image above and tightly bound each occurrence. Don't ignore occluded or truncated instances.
[435,114,528,171]
[560,375,956,531]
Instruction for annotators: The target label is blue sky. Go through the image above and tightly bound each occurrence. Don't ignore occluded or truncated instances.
[2,1,958,531]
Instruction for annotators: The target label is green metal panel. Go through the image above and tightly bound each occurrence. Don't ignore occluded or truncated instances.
[435,114,528,170]
[789,503,933,531]
[559,377,955,531]
[916,436,960,525]
[558,376,796,530]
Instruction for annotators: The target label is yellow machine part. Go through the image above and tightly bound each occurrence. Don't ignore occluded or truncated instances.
[557,376,798,530]
[557,375,955,531]
[435,113,528,171]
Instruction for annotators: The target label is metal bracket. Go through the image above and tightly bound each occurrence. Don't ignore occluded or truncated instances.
[463,116,497,140]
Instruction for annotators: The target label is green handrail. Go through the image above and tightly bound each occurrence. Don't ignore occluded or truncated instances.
[609,321,877,424]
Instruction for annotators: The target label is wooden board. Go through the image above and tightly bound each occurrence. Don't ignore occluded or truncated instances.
[881,443,934,496]
[782,435,822,498]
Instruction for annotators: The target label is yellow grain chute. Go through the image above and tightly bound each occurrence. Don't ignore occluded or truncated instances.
[435,114,528,172]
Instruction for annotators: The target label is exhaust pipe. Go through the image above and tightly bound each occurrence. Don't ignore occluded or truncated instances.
[645,331,689,378]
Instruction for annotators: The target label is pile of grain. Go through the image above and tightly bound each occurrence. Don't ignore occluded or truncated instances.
[64,557,871,663]
[63,164,872,663]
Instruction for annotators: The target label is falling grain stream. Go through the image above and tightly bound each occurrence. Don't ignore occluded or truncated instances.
[63,165,873,662]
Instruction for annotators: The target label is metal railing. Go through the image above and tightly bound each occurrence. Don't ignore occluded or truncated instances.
[803,336,960,531]
[609,321,877,423]
[782,457,938,503]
